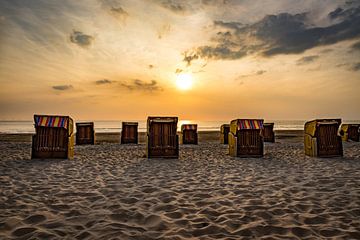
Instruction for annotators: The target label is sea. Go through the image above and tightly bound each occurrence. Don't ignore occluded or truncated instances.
[0,119,358,134]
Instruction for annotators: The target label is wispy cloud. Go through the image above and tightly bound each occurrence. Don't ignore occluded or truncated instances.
[95,79,112,85]
[52,85,73,91]
[350,62,360,71]
[352,41,360,50]
[119,79,163,92]
[296,55,319,65]
[69,30,94,48]
[157,23,171,39]
[236,70,267,80]
[175,68,183,74]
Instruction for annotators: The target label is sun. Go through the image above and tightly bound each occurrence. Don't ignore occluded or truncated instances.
[176,73,193,90]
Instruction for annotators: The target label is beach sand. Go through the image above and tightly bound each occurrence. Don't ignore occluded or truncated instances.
[0,131,359,239]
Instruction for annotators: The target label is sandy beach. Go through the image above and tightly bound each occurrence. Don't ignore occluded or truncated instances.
[0,131,359,239]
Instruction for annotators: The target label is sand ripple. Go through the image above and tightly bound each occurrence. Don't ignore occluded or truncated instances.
[0,140,360,239]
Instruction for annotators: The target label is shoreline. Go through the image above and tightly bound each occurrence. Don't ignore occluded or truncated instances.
[0,130,304,143]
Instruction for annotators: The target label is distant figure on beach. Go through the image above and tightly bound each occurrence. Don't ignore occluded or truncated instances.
[220,124,230,144]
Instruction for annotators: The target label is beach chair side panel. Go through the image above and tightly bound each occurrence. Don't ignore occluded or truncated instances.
[228,132,237,157]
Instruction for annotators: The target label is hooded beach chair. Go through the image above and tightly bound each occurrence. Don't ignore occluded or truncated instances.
[121,122,138,144]
[304,119,343,157]
[228,119,264,157]
[220,124,230,144]
[181,124,198,144]
[32,114,74,159]
[263,123,275,142]
[146,117,179,158]
[76,122,95,145]
[339,124,360,142]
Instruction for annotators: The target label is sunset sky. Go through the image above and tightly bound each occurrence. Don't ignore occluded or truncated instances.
[0,0,359,121]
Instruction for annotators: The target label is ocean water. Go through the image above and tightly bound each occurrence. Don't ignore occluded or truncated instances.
[2,119,358,134]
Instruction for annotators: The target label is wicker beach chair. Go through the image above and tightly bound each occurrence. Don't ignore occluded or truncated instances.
[263,123,275,142]
[220,124,230,144]
[76,122,95,145]
[339,124,360,142]
[32,114,74,159]
[121,122,138,144]
[181,124,198,144]
[304,119,343,157]
[146,117,179,158]
[228,119,264,157]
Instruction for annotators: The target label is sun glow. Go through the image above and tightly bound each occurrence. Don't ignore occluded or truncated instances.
[176,73,193,90]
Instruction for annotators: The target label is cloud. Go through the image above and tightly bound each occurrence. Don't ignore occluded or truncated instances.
[175,68,183,74]
[256,70,266,75]
[350,62,360,71]
[352,41,360,50]
[159,0,188,14]
[157,23,171,39]
[184,6,360,65]
[109,6,129,23]
[119,79,163,92]
[236,70,267,79]
[69,30,94,48]
[183,52,199,66]
[213,20,243,31]
[95,79,112,85]
[52,85,73,91]
[296,55,319,65]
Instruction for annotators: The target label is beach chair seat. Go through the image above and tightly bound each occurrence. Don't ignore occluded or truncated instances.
[76,122,95,145]
[32,115,74,159]
[121,122,138,144]
[181,124,198,144]
[220,124,230,144]
[146,117,179,158]
[229,119,264,157]
[304,119,343,157]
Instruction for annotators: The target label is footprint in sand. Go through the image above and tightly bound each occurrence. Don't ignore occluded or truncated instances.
[12,227,37,237]
[23,214,47,225]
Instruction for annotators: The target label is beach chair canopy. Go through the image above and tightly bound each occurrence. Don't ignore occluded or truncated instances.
[305,119,341,137]
[181,124,197,131]
[263,123,274,127]
[34,114,73,135]
[230,119,264,134]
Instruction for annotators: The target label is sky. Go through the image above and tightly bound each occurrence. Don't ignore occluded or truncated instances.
[0,0,359,121]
